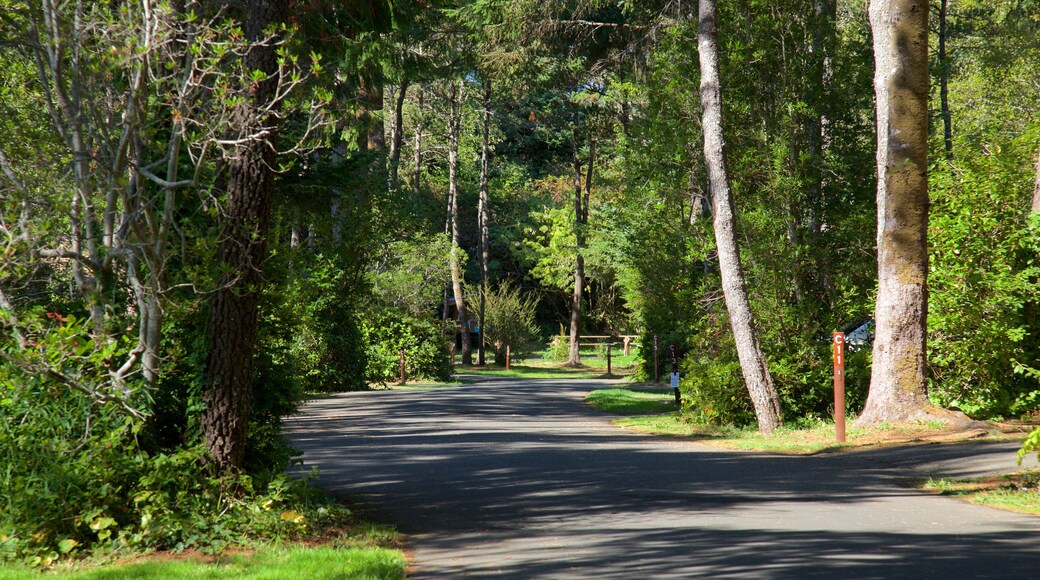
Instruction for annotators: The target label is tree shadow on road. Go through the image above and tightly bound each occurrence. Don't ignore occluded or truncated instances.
[286,379,1040,578]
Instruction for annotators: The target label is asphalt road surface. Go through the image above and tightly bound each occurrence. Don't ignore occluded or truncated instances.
[285,377,1040,578]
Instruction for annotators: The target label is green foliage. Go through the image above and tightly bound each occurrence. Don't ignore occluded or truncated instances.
[0,308,337,567]
[280,256,368,394]
[678,330,754,427]
[370,233,453,317]
[542,334,570,362]
[483,280,541,364]
[928,135,1040,417]
[363,312,452,384]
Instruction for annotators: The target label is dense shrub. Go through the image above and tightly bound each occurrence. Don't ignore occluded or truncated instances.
[0,311,322,566]
[276,256,368,393]
[484,281,541,364]
[927,140,1040,417]
[363,311,452,383]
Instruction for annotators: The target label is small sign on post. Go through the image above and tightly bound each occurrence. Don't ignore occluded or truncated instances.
[833,332,846,443]
[653,334,660,383]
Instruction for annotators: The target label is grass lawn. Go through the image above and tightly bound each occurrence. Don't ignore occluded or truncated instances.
[0,544,406,580]
[457,350,639,380]
[585,387,677,414]
[459,365,610,379]
[921,472,1040,516]
[586,387,1025,455]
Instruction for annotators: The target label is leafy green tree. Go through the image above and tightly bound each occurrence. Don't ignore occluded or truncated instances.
[484,280,541,363]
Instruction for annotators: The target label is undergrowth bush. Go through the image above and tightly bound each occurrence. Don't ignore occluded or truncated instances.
[363,311,452,383]
[484,281,541,365]
[0,305,340,568]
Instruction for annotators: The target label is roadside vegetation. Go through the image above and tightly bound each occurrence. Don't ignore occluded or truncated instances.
[0,543,405,580]
[922,473,1040,516]
[586,388,1027,455]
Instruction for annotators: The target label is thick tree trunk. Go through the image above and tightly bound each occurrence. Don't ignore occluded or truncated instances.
[939,0,953,160]
[201,0,285,471]
[477,79,491,366]
[698,0,782,434]
[357,63,384,152]
[857,0,949,426]
[447,81,472,365]
[389,79,409,191]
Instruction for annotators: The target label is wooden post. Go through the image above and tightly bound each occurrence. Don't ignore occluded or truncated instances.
[607,343,612,375]
[505,345,511,370]
[653,334,660,383]
[399,349,407,385]
[833,332,846,442]
[624,337,631,357]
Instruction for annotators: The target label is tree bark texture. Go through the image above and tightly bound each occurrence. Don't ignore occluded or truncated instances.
[413,87,424,197]
[1032,143,1040,215]
[477,79,491,366]
[698,0,782,434]
[566,141,593,367]
[939,0,953,159]
[447,81,472,365]
[357,62,384,151]
[202,0,285,471]
[858,0,935,426]
[388,79,409,191]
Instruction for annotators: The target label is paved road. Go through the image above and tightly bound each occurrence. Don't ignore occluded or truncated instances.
[285,378,1040,578]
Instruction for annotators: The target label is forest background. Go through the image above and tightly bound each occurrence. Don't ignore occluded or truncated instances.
[1,0,1039,567]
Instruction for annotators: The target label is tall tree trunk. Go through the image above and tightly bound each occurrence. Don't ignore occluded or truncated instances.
[477,79,491,366]
[447,81,472,365]
[1032,143,1040,215]
[201,0,285,471]
[388,78,409,191]
[566,140,593,367]
[857,0,948,426]
[698,0,782,434]
[939,0,953,159]
[357,63,385,152]
[808,0,836,236]
[413,87,424,197]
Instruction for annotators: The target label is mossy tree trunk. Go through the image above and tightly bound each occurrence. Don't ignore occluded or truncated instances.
[857,0,944,426]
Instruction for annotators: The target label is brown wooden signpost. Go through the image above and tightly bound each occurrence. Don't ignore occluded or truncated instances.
[833,332,846,442]
[653,334,660,383]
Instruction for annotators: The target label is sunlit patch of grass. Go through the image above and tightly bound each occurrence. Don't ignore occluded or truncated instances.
[458,365,608,379]
[922,472,1040,516]
[40,544,407,579]
[590,389,1016,454]
[585,388,676,415]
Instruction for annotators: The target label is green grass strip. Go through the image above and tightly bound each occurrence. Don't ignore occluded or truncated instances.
[1,545,406,580]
